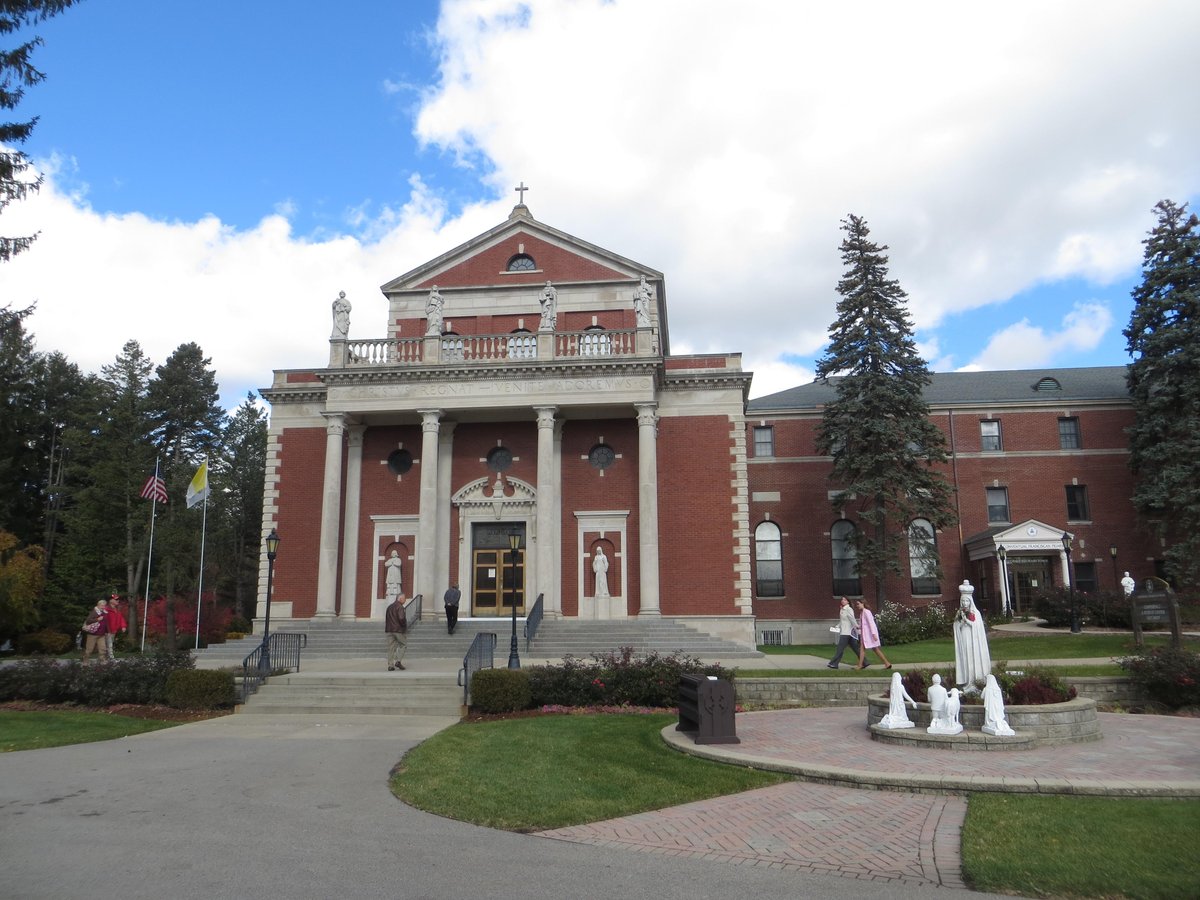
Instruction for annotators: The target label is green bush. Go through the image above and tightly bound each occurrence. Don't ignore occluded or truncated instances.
[470,668,532,713]
[1118,646,1200,709]
[227,616,252,633]
[16,629,73,655]
[526,647,729,709]
[876,599,952,645]
[165,669,237,709]
[0,648,194,705]
[992,664,1076,705]
[1030,587,1131,629]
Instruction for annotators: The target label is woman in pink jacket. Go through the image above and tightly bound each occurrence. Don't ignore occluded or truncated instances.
[853,599,893,669]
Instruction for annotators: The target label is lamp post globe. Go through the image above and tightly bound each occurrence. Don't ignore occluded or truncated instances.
[507,530,521,670]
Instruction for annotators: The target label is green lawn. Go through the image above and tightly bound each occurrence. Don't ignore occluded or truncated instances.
[962,794,1200,900]
[390,713,789,831]
[760,632,1191,662]
[0,710,178,751]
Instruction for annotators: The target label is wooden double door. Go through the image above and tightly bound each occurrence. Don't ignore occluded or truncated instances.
[470,523,526,617]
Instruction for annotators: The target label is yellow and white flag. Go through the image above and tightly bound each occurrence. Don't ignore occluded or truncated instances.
[186,461,210,509]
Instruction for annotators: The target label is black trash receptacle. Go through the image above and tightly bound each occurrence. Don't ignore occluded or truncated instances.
[677,674,739,744]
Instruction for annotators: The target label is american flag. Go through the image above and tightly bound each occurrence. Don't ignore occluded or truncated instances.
[139,474,168,504]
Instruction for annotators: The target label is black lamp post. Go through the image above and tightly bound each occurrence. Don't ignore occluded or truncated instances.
[507,530,521,670]
[260,529,280,671]
[1062,532,1080,634]
[998,546,1009,618]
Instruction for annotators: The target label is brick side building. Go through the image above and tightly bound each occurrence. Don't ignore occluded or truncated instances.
[259,206,1151,649]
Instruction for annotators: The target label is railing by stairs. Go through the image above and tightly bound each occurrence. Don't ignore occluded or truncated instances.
[240,632,307,702]
[458,631,498,706]
[523,593,544,653]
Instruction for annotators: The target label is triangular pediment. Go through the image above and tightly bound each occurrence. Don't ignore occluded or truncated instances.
[964,519,1070,560]
[380,205,661,294]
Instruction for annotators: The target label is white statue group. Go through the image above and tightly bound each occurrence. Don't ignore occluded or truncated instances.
[877,580,1014,737]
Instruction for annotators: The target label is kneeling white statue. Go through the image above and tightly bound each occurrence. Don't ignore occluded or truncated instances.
[878,671,917,729]
[981,673,1016,736]
[926,673,963,735]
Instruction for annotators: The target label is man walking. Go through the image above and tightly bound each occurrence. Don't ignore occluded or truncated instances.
[443,583,461,635]
[385,593,408,671]
[105,593,128,660]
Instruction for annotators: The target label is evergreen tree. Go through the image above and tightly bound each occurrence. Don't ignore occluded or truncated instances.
[0,304,40,542]
[815,214,956,607]
[212,394,267,620]
[1,1,81,261]
[145,343,226,646]
[1124,199,1200,590]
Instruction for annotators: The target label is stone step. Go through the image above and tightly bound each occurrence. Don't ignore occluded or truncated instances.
[239,672,463,717]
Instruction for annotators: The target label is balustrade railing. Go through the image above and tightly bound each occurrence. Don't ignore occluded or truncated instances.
[458,631,498,706]
[240,632,307,703]
[523,593,544,653]
[338,329,643,368]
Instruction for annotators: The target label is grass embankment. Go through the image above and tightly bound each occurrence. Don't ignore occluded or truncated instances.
[391,712,788,831]
[962,794,1200,900]
[0,709,178,751]
[741,633,1194,677]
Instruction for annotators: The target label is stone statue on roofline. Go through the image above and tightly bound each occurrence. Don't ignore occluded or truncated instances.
[539,281,557,331]
[331,291,351,339]
[633,275,653,328]
[426,286,445,336]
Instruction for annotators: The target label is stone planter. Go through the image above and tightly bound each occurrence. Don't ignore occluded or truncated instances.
[866,694,1101,749]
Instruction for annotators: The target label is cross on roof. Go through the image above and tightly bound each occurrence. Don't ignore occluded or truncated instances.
[515,181,529,204]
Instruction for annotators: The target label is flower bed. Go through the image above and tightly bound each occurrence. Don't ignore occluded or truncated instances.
[866,694,1100,749]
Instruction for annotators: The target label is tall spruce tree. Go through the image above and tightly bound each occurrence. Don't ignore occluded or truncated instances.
[213,394,267,621]
[1124,199,1200,590]
[815,214,956,608]
[1,1,81,261]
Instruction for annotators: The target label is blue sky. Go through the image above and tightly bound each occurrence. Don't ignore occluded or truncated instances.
[3,0,1198,410]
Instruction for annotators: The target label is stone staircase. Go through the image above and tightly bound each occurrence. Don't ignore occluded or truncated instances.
[196,617,762,666]
[239,672,463,717]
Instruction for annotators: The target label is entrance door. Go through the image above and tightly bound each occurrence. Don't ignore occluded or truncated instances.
[1010,560,1050,614]
[471,549,525,617]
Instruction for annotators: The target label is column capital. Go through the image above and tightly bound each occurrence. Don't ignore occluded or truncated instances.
[534,406,558,428]
[417,409,444,433]
[346,423,366,445]
[634,402,658,428]
[323,413,346,437]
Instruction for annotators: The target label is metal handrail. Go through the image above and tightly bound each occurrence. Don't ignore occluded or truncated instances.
[241,632,307,703]
[523,593,544,653]
[406,594,422,628]
[457,631,498,706]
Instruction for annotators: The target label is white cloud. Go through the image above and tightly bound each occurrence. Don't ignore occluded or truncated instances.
[2,0,1198,412]
[963,302,1115,371]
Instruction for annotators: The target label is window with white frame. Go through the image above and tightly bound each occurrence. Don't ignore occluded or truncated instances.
[754,521,783,597]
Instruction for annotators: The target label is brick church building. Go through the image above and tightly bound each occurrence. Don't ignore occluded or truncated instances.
[259,203,1156,648]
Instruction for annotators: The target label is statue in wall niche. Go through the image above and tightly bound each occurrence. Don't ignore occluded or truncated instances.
[425,286,445,336]
[877,671,917,729]
[633,275,654,328]
[926,673,962,735]
[981,674,1016,736]
[384,550,403,601]
[331,291,351,339]
[953,580,991,691]
[539,280,557,331]
[593,546,610,599]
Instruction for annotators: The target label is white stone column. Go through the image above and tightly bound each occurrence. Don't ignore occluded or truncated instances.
[416,409,443,608]
[635,402,661,617]
[315,414,346,620]
[337,424,365,620]
[433,422,457,621]
[534,406,559,616]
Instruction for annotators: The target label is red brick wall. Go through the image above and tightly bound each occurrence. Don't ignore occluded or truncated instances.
[560,419,640,616]
[657,415,741,615]
[414,232,627,288]
[272,427,328,617]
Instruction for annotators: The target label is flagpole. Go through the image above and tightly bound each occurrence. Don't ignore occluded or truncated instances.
[141,457,161,652]
[194,455,209,650]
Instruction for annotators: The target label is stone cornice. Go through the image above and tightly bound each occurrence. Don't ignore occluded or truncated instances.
[259,386,328,404]
[318,358,664,387]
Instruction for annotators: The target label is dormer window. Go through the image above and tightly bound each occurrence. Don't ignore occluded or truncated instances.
[1033,377,1062,392]
[506,254,536,272]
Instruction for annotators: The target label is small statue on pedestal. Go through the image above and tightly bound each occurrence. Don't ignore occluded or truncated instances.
[981,673,1016,736]
[926,673,963,735]
[877,671,917,729]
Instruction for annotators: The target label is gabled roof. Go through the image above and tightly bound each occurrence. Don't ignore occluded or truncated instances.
[379,204,664,293]
[748,366,1130,412]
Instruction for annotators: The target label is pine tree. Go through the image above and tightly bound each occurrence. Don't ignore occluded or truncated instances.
[815,214,956,607]
[1,1,81,261]
[213,394,267,621]
[1124,200,1200,590]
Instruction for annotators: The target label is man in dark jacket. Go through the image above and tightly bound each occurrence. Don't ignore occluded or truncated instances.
[385,594,408,671]
[443,584,461,635]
